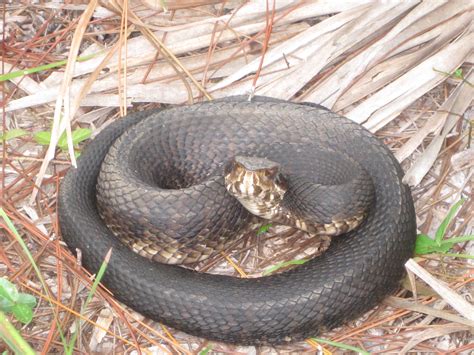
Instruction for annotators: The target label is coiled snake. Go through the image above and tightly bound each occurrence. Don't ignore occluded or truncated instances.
[58,97,416,345]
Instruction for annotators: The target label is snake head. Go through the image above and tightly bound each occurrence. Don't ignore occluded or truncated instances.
[224,156,288,218]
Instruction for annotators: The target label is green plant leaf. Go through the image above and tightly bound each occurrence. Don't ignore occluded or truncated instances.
[71,128,92,145]
[263,259,308,275]
[454,68,463,79]
[17,293,36,309]
[415,234,451,255]
[57,128,92,150]
[257,223,272,236]
[0,298,14,313]
[199,344,213,355]
[0,278,19,303]
[310,337,370,355]
[57,133,67,150]
[11,303,33,324]
[435,199,465,243]
[0,128,29,141]
[33,131,52,146]
[0,279,36,324]
[34,127,91,151]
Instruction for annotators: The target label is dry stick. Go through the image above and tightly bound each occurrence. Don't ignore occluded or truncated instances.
[306,338,331,355]
[416,118,465,230]
[200,0,247,91]
[118,0,129,117]
[200,2,228,92]
[395,82,466,163]
[2,200,176,353]
[3,160,54,208]
[384,297,474,327]
[451,199,473,239]
[1,11,78,105]
[1,0,7,202]
[220,251,248,277]
[419,164,452,233]
[128,14,194,104]
[159,324,178,345]
[203,2,305,92]
[8,156,71,165]
[30,0,99,204]
[18,283,158,354]
[0,244,14,271]
[401,324,471,354]
[70,38,122,122]
[140,10,175,85]
[3,193,63,294]
[1,206,71,349]
[2,52,53,200]
[124,7,212,102]
[333,276,474,343]
[39,177,63,355]
[1,205,191,352]
[104,296,190,355]
[249,0,276,99]
[6,225,53,282]
[23,250,179,354]
[405,259,474,321]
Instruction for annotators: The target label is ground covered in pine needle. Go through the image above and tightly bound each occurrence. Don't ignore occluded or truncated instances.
[1,1,473,354]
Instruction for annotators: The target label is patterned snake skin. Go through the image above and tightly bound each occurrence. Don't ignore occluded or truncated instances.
[58,96,417,345]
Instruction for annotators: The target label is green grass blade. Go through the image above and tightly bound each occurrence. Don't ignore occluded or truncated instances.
[435,199,465,243]
[440,235,474,244]
[310,337,370,354]
[65,249,112,355]
[441,253,474,259]
[0,128,29,141]
[0,310,36,355]
[263,259,308,275]
[257,223,272,236]
[0,208,68,349]
[0,52,100,82]
[199,344,213,355]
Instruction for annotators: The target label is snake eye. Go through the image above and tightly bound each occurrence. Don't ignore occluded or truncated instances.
[224,159,239,175]
[265,166,279,178]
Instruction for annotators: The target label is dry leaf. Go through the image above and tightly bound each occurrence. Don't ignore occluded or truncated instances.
[405,259,474,321]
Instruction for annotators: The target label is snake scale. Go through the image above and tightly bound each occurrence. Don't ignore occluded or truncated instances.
[58,96,416,345]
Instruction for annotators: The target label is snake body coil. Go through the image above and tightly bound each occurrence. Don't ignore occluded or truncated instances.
[58,97,416,345]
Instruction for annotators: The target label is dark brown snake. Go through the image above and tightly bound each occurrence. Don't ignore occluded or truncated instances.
[58,96,416,345]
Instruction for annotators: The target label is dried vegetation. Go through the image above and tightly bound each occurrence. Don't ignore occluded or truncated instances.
[1,0,473,354]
